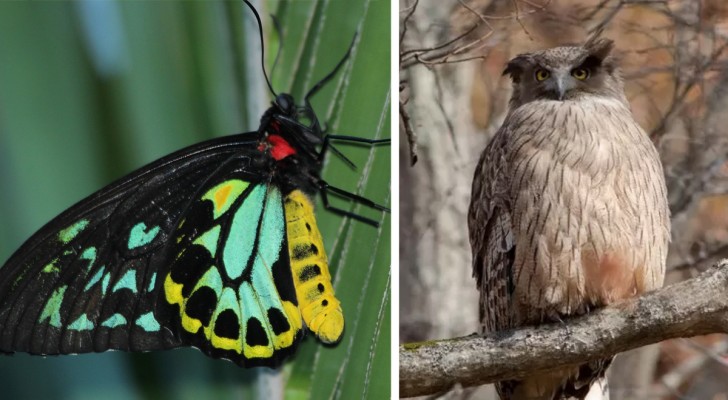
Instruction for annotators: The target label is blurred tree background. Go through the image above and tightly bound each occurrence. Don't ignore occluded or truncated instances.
[0,0,390,399]
[400,0,728,399]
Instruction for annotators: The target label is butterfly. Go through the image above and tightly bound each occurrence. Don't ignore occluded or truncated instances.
[0,1,388,368]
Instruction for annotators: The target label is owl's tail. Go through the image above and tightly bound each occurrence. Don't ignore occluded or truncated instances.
[583,377,609,400]
[498,358,611,400]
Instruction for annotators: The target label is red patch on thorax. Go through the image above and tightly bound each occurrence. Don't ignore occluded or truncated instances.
[266,134,296,161]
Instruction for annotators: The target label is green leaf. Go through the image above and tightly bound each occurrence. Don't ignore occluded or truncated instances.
[268,0,391,399]
[0,0,390,399]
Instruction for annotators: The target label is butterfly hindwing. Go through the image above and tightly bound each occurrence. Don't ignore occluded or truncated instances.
[163,178,303,367]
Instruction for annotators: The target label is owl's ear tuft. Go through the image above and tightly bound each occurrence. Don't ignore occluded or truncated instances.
[503,55,531,83]
[581,38,617,73]
[585,38,614,61]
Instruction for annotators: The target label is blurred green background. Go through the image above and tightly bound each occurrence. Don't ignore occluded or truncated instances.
[0,1,390,399]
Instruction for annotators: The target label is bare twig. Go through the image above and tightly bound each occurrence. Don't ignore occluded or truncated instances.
[400,0,419,46]
[400,100,418,166]
[401,23,482,68]
[416,54,489,66]
[400,0,553,70]
[510,0,533,41]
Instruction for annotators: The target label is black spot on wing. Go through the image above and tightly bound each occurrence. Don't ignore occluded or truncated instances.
[185,286,217,327]
[214,309,240,340]
[267,308,290,335]
[176,201,215,243]
[169,246,212,298]
[271,239,297,305]
[245,318,268,347]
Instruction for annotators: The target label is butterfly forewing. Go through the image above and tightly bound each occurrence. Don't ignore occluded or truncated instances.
[0,134,266,357]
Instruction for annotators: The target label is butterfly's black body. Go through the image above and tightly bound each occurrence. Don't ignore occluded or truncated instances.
[255,93,324,197]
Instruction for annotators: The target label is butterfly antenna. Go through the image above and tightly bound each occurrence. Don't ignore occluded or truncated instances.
[269,14,283,77]
[243,0,276,97]
[304,33,358,102]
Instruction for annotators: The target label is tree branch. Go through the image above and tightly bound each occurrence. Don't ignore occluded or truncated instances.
[399,260,728,398]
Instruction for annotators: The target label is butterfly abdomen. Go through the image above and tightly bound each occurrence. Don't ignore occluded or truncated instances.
[284,190,344,344]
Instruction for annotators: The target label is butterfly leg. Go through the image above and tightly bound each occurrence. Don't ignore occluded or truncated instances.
[318,134,390,169]
[317,181,390,227]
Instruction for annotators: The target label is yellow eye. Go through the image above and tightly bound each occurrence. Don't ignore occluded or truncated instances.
[572,68,589,80]
[535,69,550,81]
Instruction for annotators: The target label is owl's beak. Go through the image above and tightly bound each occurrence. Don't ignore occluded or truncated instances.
[555,76,567,100]
[554,74,574,101]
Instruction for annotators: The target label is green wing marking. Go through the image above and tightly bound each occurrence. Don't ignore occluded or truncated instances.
[101,314,127,328]
[224,184,265,280]
[68,314,94,331]
[39,286,67,328]
[58,220,89,244]
[136,312,161,332]
[128,223,161,249]
[202,180,250,219]
[112,270,137,293]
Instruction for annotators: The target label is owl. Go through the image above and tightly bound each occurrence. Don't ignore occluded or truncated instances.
[467,38,670,400]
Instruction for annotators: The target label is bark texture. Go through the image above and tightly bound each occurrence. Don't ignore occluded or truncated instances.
[400,260,728,398]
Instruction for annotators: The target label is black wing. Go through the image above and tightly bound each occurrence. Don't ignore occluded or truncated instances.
[0,132,264,356]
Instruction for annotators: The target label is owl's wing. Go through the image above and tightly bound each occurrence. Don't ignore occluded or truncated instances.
[468,128,515,333]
